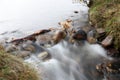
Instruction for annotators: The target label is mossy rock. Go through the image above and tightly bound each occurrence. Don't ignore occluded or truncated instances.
[0,46,39,80]
[89,0,120,50]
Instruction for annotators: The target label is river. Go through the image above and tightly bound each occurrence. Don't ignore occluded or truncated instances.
[1,0,108,80]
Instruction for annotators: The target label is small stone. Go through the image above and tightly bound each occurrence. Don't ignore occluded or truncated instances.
[5,44,18,52]
[101,35,113,47]
[53,31,66,44]
[16,51,31,58]
[58,20,72,30]
[96,28,105,34]
[87,37,96,44]
[22,44,36,52]
[36,34,52,46]
[38,51,51,61]
[96,28,106,41]
[73,30,87,41]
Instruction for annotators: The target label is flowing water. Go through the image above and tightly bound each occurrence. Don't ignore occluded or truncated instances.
[0,0,88,33]
[25,40,109,80]
[0,0,110,80]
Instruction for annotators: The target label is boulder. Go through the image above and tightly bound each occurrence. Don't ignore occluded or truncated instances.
[38,51,51,61]
[101,35,113,47]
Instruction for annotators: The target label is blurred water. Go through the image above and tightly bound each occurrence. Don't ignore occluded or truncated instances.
[0,0,88,33]
[25,41,109,80]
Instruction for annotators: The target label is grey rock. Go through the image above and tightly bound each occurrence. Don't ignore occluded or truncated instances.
[16,51,31,58]
[38,51,51,61]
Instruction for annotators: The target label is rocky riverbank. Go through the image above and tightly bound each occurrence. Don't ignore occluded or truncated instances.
[89,0,120,51]
[89,0,120,79]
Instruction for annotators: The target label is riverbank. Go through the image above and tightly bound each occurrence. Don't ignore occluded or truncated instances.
[89,0,120,51]
[89,0,120,79]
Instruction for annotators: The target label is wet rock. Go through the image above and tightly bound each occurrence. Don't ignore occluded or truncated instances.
[81,26,92,33]
[87,30,96,38]
[22,44,36,52]
[53,30,66,44]
[58,19,72,31]
[36,34,53,46]
[101,35,113,47]
[16,51,31,59]
[96,28,106,41]
[10,29,51,45]
[38,51,51,61]
[73,30,87,41]
[107,48,120,58]
[96,28,105,34]
[5,44,18,52]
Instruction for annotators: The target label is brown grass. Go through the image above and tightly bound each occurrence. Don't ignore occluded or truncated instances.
[0,45,39,80]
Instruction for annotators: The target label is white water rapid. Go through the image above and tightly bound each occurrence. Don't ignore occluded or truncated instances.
[25,40,109,80]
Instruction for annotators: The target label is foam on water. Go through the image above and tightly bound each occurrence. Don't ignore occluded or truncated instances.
[25,40,109,80]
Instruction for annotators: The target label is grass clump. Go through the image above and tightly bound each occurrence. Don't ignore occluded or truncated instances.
[89,0,120,50]
[0,45,39,80]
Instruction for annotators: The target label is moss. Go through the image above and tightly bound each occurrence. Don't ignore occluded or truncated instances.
[89,0,120,50]
[0,46,39,80]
